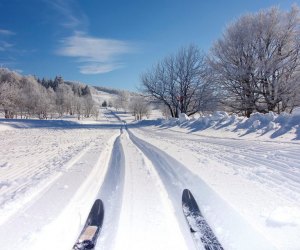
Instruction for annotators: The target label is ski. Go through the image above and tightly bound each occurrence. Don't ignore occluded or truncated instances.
[73,199,104,250]
[182,189,224,250]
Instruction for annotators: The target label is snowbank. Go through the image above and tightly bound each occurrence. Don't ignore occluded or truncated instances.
[178,113,190,123]
[147,111,300,140]
[0,118,80,130]
[266,206,300,227]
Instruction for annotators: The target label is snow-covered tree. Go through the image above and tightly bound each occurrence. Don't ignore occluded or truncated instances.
[55,83,73,117]
[91,105,100,120]
[0,68,95,119]
[0,68,22,118]
[141,45,216,117]
[210,6,300,116]
[117,90,130,112]
[74,95,83,120]
[130,96,150,120]
[83,95,95,118]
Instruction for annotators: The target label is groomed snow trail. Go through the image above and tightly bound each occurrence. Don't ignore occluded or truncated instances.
[1,108,299,250]
[128,129,276,250]
[113,130,190,250]
[0,126,119,250]
[131,125,300,249]
[95,136,125,250]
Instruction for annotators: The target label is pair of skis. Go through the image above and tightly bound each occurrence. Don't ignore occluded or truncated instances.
[73,189,223,250]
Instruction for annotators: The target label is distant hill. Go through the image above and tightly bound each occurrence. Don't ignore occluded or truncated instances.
[93,86,122,95]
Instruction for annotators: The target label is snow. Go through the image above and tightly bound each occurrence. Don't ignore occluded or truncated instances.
[113,133,189,250]
[179,113,190,123]
[266,206,300,227]
[0,107,299,250]
[292,107,300,116]
[130,124,300,249]
[148,111,300,141]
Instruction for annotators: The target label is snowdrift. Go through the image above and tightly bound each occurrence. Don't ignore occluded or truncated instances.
[144,110,300,140]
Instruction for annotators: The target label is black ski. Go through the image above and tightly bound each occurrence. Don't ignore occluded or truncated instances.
[182,189,224,250]
[73,199,104,250]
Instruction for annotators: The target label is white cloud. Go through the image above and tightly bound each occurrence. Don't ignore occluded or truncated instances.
[79,63,123,74]
[0,41,14,51]
[43,0,87,29]
[57,33,134,74]
[0,29,15,36]
[0,29,15,52]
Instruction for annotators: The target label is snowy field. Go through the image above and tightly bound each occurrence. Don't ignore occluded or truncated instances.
[0,107,299,250]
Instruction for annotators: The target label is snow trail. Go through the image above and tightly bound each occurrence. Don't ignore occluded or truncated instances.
[128,129,276,250]
[1,108,299,249]
[113,131,189,250]
[131,126,300,249]
[96,136,125,250]
[0,128,119,250]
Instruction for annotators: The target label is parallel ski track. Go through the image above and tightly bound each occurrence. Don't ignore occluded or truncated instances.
[127,129,276,250]
[95,136,125,250]
[113,130,191,250]
[0,130,116,227]
[0,131,118,250]
[134,127,300,202]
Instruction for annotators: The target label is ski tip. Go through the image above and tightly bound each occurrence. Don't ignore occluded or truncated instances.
[183,188,190,194]
[182,189,200,212]
[94,199,104,208]
[92,199,104,215]
[182,188,192,200]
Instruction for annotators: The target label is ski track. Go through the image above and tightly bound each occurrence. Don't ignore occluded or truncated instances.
[1,108,299,250]
[0,127,119,250]
[96,136,125,250]
[0,129,93,210]
[113,131,190,250]
[132,126,300,249]
[128,129,277,250]
[135,126,300,201]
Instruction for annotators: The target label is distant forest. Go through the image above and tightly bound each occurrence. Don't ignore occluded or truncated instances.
[0,68,97,119]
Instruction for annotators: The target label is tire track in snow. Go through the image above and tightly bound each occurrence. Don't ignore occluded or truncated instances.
[127,129,276,250]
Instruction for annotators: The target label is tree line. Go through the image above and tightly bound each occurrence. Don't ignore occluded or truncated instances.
[101,90,150,121]
[141,6,300,117]
[0,68,98,119]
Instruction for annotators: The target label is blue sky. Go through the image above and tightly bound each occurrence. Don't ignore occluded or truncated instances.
[0,0,297,90]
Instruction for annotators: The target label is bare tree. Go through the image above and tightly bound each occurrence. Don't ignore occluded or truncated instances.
[0,69,22,118]
[20,76,41,118]
[130,96,150,120]
[91,105,100,120]
[0,68,96,119]
[118,90,130,112]
[210,5,300,116]
[0,81,20,118]
[74,95,83,120]
[55,84,73,117]
[141,45,216,117]
[83,96,95,118]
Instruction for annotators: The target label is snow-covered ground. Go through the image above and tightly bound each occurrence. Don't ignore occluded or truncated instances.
[0,107,299,250]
